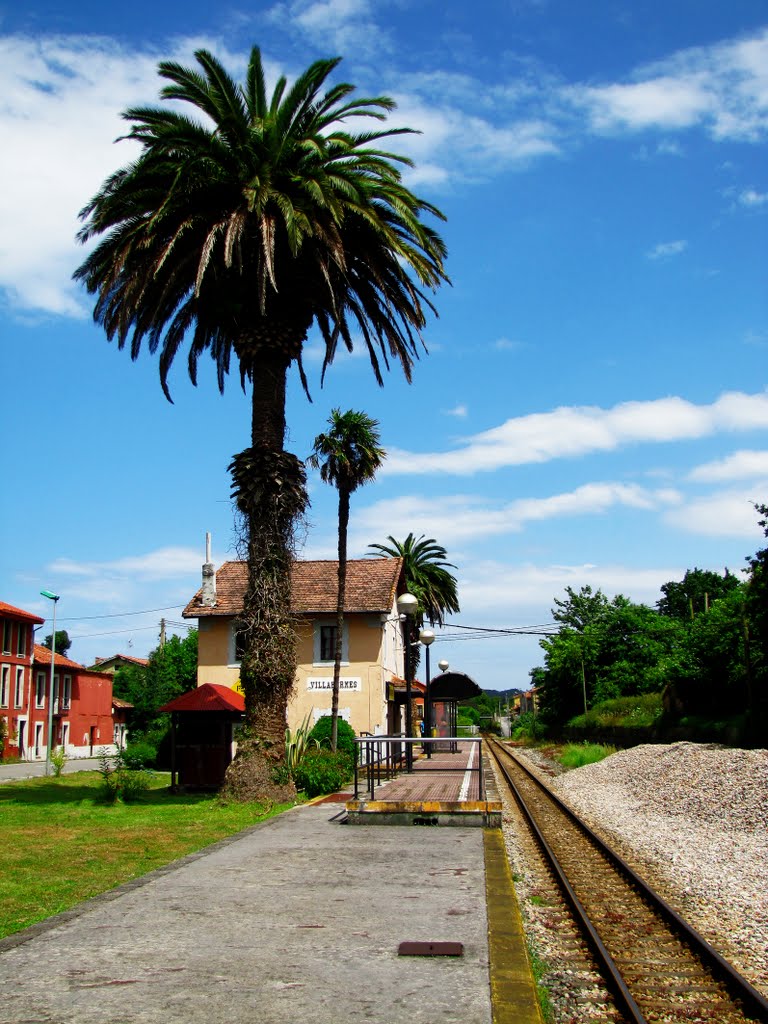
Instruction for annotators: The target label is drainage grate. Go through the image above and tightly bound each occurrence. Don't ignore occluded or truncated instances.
[398,941,464,957]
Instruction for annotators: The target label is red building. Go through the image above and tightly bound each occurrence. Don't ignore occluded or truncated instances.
[0,601,130,761]
[0,601,44,760]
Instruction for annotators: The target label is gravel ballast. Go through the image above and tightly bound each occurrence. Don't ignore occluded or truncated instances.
[548,742,768,998]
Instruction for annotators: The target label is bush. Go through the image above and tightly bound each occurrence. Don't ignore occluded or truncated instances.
[50,746,67,777]
[293,749,352,798]
[308,715,356,758]
[96,748,152,803]
[511,712,545,743]
[121,740,158,769]
[567,692,663,731]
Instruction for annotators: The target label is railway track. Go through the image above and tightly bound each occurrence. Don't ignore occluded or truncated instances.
[487,737,768,1024]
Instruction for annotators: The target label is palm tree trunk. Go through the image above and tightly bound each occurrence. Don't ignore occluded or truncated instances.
[223,345,308,802]
[331,488,350,752]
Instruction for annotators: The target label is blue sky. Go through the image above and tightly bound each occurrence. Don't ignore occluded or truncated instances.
[1,0,766,691]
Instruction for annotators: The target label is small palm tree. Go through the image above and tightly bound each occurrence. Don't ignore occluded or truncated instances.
[74,46,447,800]
[368,533,460,627]
[308,409,385,751]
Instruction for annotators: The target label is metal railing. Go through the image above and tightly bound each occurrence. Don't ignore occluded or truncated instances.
[353,736,484,801]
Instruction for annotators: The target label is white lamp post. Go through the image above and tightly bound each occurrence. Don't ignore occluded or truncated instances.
[40,590,60,776]
[419,627,435,757]
[396,592,418,771]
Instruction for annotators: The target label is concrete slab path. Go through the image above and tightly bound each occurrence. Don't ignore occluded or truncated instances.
[0,800,493,1024]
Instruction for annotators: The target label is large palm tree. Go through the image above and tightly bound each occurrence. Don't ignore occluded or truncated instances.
[368,533,460,628]
[308,409,385,751]
[75,46,448,800]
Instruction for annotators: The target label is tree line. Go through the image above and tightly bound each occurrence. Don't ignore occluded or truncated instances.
[532,504,768,742]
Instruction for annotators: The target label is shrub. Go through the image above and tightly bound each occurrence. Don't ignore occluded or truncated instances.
[96,747,152,803]
[50,746,67,777]
[308,715,356,758]
[121,740,158,769]
[567,692,663,731]
[285,711,319,775]
[558,743,615,770]
[293,749,352,798]
[511,711,545,743]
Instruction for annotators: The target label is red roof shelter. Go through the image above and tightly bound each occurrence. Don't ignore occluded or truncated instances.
[160,684,245,790]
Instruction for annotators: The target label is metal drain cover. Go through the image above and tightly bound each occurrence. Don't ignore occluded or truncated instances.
[398,941,464,957]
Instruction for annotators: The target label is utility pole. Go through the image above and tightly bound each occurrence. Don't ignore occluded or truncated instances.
[160,618,166,649]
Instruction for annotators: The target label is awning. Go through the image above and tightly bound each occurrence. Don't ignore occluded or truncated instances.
[159,683,245,714]
[428,672,483,702]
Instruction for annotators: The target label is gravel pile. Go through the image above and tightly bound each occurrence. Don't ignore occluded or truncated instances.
[550,742,768,997]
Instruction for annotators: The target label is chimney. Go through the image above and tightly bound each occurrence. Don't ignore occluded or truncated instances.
[201,532,217,607]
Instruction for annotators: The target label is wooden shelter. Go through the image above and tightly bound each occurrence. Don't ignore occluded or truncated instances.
[160,683,245,790]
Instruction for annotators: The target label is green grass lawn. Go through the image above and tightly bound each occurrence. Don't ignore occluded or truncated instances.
[0,771,292,939]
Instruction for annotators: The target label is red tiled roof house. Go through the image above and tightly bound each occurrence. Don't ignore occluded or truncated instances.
[0,600,131,761]
[182,557,407,736]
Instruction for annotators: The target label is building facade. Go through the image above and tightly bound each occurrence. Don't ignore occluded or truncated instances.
[183,558,409,736]
[0,600,129,760]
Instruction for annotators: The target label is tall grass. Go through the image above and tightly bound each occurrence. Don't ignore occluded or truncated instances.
[558,742,615,769]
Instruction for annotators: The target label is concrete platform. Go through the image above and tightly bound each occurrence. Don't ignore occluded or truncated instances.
[347,740,503,827]
[0,798,540,1024]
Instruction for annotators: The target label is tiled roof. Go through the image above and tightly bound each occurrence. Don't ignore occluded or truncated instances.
[0,601,45,625]
[33,645,111,677]
[159,683,245,714]
[112,697,134,708]
[92,654,150,670]
[183,558,403,619]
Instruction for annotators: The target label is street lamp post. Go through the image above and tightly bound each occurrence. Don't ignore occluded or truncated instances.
[396,592,418,772]
[419,627,435,757]
[40,590,60,777]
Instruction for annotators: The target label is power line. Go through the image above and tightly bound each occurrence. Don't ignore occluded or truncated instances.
[55,605,185,622]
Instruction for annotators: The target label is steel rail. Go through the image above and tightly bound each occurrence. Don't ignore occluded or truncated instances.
[487,737,768,1024]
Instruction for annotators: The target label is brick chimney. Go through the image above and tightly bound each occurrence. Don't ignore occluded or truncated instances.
[201,532,217,607]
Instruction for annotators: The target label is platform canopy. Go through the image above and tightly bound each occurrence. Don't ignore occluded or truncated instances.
[428,671,482,702]
[159,683,245,714]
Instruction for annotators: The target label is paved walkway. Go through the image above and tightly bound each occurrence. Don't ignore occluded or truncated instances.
[0,800,494,1024]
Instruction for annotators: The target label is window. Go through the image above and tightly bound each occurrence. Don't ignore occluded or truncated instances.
[35,672,46,708]
[313,621,348,665]
[62,675,71,709]
[1,621,10,655]
[17,624,26,658]
[14,667,23,708]
[320,625,337,662]
[229,625,248,665]
[0,666,8,707]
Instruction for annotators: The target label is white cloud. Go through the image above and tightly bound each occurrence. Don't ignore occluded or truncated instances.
[49,546,201,581]
[445,404,468,418]
[664,489,768,537]
[688,449,768,482]
[383,391,768,476]
[568,28,768,141]
[738,188,768,206]
[348,482,681,551]
[0,34,244,318]
[458,560,684,618]
[647,239,688,260]
[266,0,386,55]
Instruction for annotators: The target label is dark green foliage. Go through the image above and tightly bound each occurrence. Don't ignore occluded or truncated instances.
[568,693,663,730]
[121,740,158,770]
[96,749,152,804]
[657,568,740,621]
[293,749,352,797]
[41,631,72,656]
[368,533,460,627]
[113,630,198,740]
[309,715,356,759]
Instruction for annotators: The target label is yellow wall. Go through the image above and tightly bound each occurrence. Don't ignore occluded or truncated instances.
[195,604,403,736]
